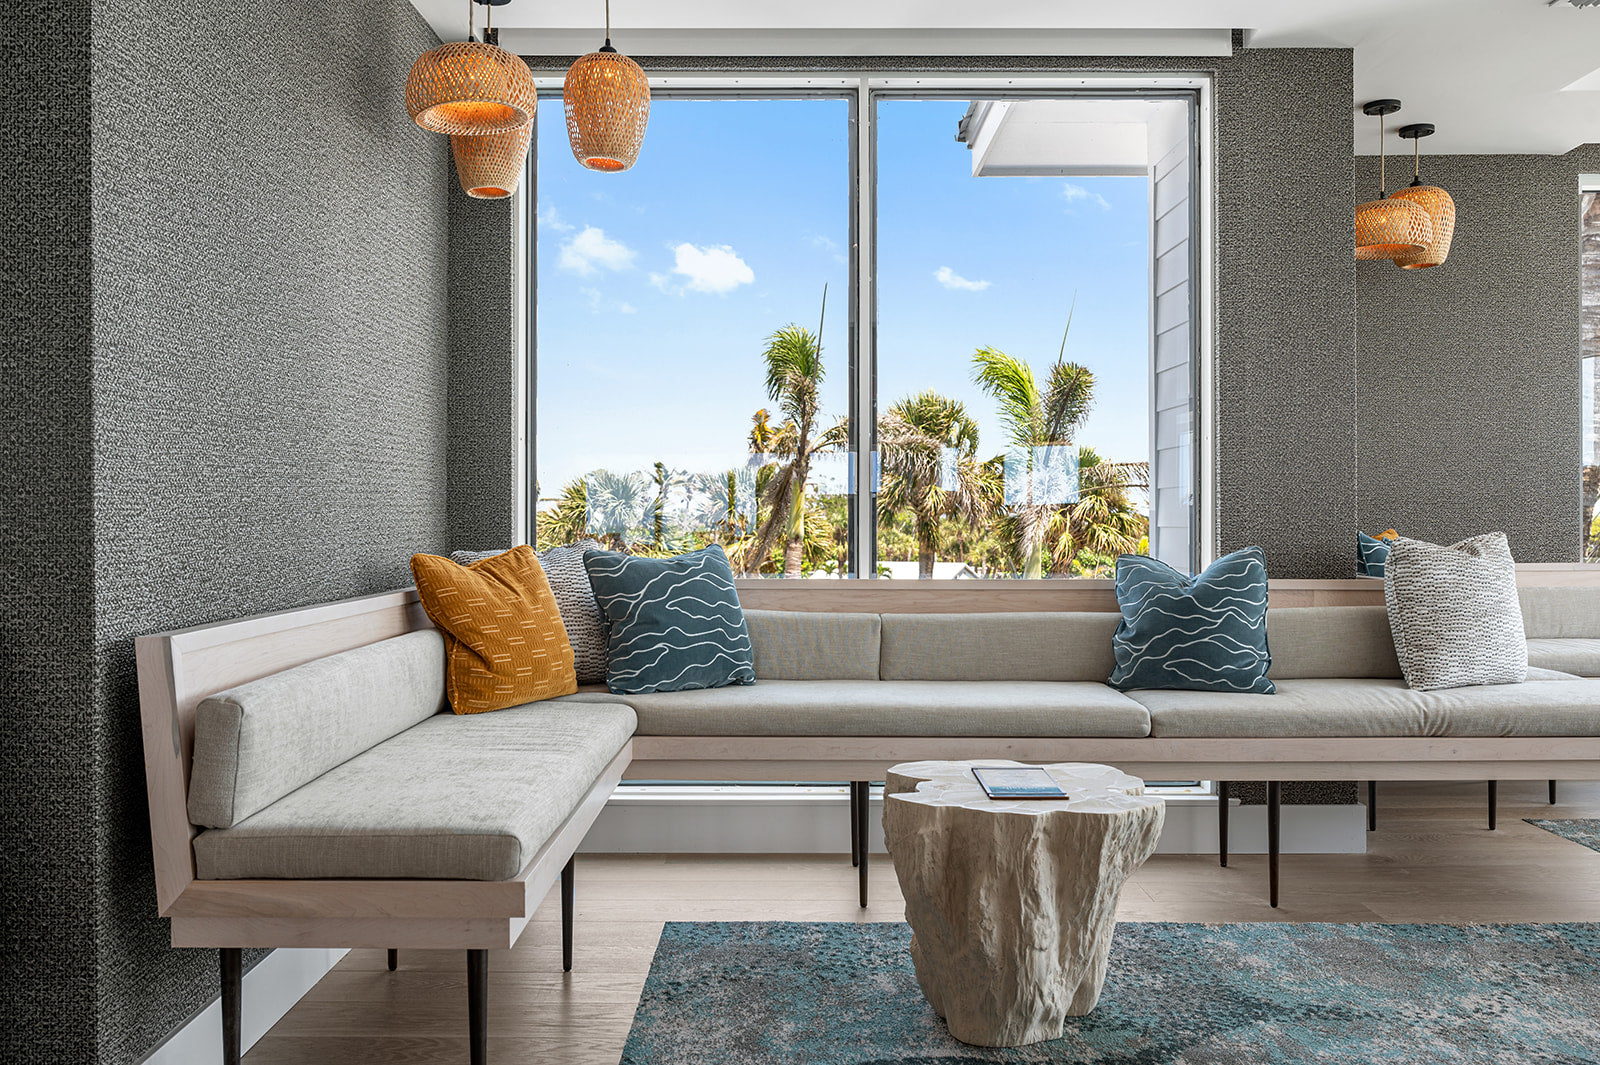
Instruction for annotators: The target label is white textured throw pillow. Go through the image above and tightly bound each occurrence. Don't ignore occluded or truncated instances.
[451,540,607,684]
[1383,532,1527,691]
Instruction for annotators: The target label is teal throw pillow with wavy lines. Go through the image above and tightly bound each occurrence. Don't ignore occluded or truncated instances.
[584,545,756,695]
[1109,546,1275,693]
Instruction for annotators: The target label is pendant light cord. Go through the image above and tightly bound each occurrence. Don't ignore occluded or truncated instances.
[1411,135,1421,187]
[467,0,474,42]
[1377,112,1386,196]
[606,0,612,47]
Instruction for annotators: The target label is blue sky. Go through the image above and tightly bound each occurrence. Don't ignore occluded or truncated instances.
[535,97,1149,499]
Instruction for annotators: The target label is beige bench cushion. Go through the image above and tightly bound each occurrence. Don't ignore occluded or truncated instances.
[189,629,447,828]
[1267,606,1400,679]
[1527,638,1600,677]
[613,679,1149,737]
[193,702,636,881]
[879,613,1119,682]
[1131,675,1600,738]
[1519,586,1600,639]
[745,610,881,680]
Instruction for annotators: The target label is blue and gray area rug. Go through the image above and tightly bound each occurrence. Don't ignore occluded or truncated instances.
[620,921,1600,1064]
[1525,818,1600,853]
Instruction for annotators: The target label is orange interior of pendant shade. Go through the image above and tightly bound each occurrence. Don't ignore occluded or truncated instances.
[423,100,520,128]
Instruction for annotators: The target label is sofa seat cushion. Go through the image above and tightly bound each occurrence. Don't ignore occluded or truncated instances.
[1527,638,1600,678]
[1131,677,1600,738]
[613,680,1150,737]
[193,702,636,881]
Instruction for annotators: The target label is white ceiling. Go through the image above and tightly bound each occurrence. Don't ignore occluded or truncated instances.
[406,1,1600,155]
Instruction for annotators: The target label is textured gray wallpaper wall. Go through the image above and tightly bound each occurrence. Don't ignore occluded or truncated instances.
[448,180,521,549]
[2,5,99,1060]
[519,40,1361,577]
[7,0,459,1061]
[1356,146,1600,561]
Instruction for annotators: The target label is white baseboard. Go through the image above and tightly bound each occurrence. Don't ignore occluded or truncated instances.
[579,787,1368,856]
[140,947,347,1065]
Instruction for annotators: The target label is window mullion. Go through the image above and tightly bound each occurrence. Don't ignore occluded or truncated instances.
[851,79,877,578]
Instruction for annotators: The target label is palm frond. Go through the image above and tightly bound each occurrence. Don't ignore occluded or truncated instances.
[1040,360,1095,443]
[971,347,1042,450]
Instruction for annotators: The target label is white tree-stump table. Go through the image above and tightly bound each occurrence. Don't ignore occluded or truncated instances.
[883,760,1165,1047]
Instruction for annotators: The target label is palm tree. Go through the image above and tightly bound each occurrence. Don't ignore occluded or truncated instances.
[971,318,1096,578]
[583,468,657,552]
[1046,446,1150,573]
[743,289,848,576]
[536,477,590,550]
[877,391,997,578]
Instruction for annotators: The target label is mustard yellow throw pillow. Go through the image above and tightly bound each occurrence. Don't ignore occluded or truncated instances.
[411,547,578,713]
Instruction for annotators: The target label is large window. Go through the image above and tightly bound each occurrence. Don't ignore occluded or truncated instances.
[1583,187,1598,563]
[530,81,1203,579]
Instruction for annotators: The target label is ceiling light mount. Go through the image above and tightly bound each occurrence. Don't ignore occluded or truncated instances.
[1361,99,1403,118]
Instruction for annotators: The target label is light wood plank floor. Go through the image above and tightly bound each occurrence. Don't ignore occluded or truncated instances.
[245,780,1599,1065]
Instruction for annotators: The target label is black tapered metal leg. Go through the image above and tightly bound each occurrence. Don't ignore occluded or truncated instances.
[1217,781,1229,867]
[1550,780,1558,805]
[1267,781,1281,909]
[387,949,397,972]
[855,780,870,907]
[1488,780,1497,830]
[849,781,861,867]
[220,948,242,1065]
[561,855,575,973]
[467,949,489,1065]
[1367,781,1377,832]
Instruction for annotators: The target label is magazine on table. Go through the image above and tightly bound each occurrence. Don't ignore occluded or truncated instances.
[971,766,1069,800]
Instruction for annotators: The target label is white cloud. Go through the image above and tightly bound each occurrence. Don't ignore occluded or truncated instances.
[1062,182,1111,212]
[539,205,575,233]
[810,233,847,264]
[578,286,637,316]
[934,266,991,292]
[663,243,755,295]
[559,226,635,276]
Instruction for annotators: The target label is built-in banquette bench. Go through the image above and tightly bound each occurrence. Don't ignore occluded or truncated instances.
[136,573,1600,1065]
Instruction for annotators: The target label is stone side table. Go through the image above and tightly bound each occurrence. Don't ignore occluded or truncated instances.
[883,759,1165,1047]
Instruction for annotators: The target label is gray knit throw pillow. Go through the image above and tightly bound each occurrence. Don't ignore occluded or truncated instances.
[451,541,607,684]
[1383,532,1527,691]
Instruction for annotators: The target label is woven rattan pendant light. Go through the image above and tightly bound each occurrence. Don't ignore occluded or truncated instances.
[564,0,651,172]
[1354,100,1433,260]
[452,121,533,200]
[1389,123,1457,270]
[407,0,535,137]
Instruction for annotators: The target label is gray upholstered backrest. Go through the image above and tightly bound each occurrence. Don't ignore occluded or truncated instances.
[1519,587,1600,639]
[879,612,1120,682]
[745,610,882,680]
[1266,606,1401,679]
[187,628,447,828]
